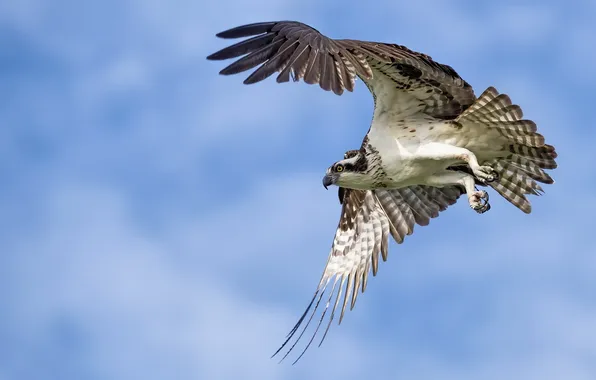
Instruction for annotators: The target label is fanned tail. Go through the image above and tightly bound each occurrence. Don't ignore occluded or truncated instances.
[456,87,557,213]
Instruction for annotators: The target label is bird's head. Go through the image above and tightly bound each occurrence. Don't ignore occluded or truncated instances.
[322,150,370,190]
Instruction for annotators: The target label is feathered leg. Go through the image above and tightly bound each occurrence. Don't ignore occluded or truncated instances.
[454,87,557,213]
[415,142,498,183]
[423,171,490,213]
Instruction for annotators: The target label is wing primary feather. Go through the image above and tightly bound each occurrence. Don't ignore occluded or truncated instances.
[244,40,299,84]
[317,278,341,348]
[291,278,340,364]
[271,289,325,363]
[219,39,284,75]
[319,53,336,91]
[399,188,430,226]
[362,259,371,291]
[337,54,356,91]
[215,22,276,39]
[413,187,441,217]
[391,192,415,236]
[277,288,326,363]
[371,243,380,275]
[407,187,440,221]
[292,45,312,81]
[271,290,318,358]
[317,275,346,347]
[327,53,341,94]
[303,49,321,84]
[276,43,309,83]
[291,300,332,365]
[207,32,276,60]
[379,219,389,268]
[330,276,346,324]
[319,52,329,89]
[350,267,362,310]
[383,193,407,246]
[339,271,355,324]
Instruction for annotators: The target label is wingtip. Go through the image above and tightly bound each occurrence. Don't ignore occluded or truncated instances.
[214,22,278,39]
[206,52,220,61]
[215,29,239,39]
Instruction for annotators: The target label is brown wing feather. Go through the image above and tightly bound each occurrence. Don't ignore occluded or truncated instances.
[272,184,462,364]
[208,21,371,95]
[208,20,475,110]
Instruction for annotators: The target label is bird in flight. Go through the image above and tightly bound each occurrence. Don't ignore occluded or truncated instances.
[207,21,557,363]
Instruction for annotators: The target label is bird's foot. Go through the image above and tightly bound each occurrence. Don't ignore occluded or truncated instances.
[469,190,490,214]
[472,165,499,183]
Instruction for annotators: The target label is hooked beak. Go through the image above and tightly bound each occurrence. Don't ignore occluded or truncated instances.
[322,174,334,190]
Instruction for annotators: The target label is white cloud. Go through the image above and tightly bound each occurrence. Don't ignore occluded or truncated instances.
[4,155,595,379]
[2,177,383,379]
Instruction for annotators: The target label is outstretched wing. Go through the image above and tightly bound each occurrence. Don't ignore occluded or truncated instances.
[273,185,463,363]
[207,20,476,119]
[207,21,369,95]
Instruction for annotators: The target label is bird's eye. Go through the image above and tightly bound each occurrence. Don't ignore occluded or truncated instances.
[335,164,344,172]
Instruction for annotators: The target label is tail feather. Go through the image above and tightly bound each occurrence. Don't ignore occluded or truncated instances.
[458,88,521,122]
[493,161,544,195]
[486,160,547,214]
[489,181,533,213]
[463,104,523,123]
[498,131,545,148]
[457,87,557,213]
[509,144,558,169]
[456,87,545,147]
[460,86,499,115]
[508,154,554,184]
[493,120,537,134]
[481,94,517,116]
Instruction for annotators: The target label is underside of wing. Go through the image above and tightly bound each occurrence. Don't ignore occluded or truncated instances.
[273,184,463,363]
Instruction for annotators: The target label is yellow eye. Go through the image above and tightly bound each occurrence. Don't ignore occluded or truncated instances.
[335,165,344,172]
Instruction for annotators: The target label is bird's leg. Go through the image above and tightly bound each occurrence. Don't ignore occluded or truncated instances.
[424,171,491,213]
[415,143,498,183]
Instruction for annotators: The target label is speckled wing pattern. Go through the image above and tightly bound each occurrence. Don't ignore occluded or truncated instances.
[206,20,475,120]
[272,184,463,363]
[206,20,557,363]
[207,21,474,362]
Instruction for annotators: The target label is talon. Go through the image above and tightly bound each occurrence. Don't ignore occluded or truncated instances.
[475,202,491,214]
[469,190,490,214]
[473,165,498,183]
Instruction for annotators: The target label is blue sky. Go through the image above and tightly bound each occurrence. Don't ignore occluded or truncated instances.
[1,0,596,379]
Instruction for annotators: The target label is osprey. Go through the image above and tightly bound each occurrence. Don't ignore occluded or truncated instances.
[207,21,557,363]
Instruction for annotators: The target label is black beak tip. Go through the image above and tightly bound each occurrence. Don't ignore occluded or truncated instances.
[322,175,333,190]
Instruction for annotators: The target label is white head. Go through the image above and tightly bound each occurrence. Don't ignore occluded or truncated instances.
[322,150,372,190]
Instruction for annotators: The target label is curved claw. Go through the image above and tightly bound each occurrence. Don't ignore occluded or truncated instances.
[474,201,491,214]
[474,165,499,184]
[469,190,491,214]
